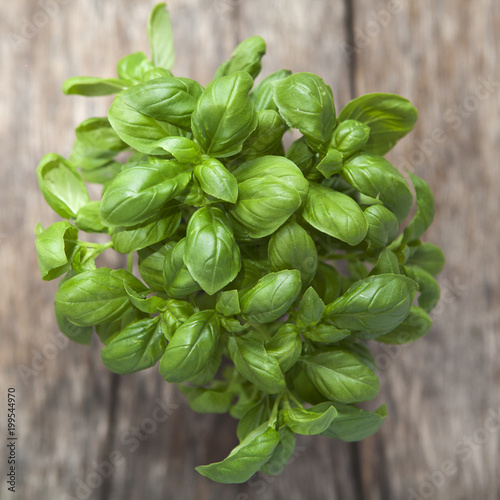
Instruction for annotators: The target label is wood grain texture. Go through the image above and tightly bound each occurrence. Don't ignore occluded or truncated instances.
[1,1,498,499]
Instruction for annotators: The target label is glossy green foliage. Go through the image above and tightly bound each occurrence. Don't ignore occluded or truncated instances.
[36,4,444,485]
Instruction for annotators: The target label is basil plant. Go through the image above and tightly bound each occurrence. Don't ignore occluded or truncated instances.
[35,3,444,484]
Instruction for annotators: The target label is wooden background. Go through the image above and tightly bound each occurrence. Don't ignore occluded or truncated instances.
[1,1,499,499]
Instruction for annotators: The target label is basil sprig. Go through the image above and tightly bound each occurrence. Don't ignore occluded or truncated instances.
[35,3,444,485]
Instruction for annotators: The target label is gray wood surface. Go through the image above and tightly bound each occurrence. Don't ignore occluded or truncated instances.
[1,1,499,499]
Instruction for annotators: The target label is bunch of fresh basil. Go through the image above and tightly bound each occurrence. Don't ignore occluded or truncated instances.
[35,3,444,484]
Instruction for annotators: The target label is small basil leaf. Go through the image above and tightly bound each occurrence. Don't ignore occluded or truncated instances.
[283,402,337,435]
[337,93,417,155]
[286,136,315,173]
[35,221,78,281]
[302,348,380,403]
[260,425,296,476]
[402,264,440,312]
[273,72,336,153]
[237,398,271,442]
[325,274,418,336]
[124,284,167,314]
[316,148,343,178]
[311,262,342,304]
[75,201,108,233]
[297,287,325,328]
[80,161,122,185]
[342,154,413,222]
[302,183,367,246]
[195,423,280,484]
[407,242,445,276]
[36,153,90,218]
[163,238,202,298]
[194,158,238,203]
[321,403,387,441]
[240,270,302,323]
[100,160,191,227]
[268,221,318,286]
[250,69,292,112]
[214,36,266,80]
[160,299,195,340]
[95,307,147,346]
[265,324,302,373]
[55,308,93,346]
[159,310,220,383]
[404,173,435,242]
[364,205,400,249]
[191,71,258,157]
[288,363,325,405]
[339,338,377,371]
[101,317,166,374]
[368,249,400,276]
[228,333,286,394]
[148,3,175,70]
[111,205,181,254]
[330,119,370,155]
[179,382,233,414]
[377,305,432,344]
[152,136,202,164]
[75,117,127,154]
[62,76,129,96]
[54,268,147,326]
[117,51,155,84]
[216,290,241,317]
[185,206,241,295]
[303,324,350,343]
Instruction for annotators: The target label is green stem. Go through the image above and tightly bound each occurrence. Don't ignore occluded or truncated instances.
[268,393,283,427]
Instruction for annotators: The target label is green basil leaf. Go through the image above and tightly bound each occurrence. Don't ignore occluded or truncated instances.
[55,307,93,345]
[303,324,350,343]
[195,423,280,484]
[283,402,337,435]
[62,76,129,96]
[179,382,233,414]
[229,110,286,163]
[163,238,202,298]
[189,342,224,386]
[137,242,172,292]
[250,69,292,112]
[286,136,315,173]
[148,2,175,70]
[173,175,207,207]
[117,51,155,84]
[54,268,147,326]
[159,310,220,383]
[237,398,271,442]
[80,161,122,185]
[260,425,295,476]
[111,205,181,254]
[321,403,387,441]
[297,287,325,328]
[265,324,302,373]
[364,205,399,249]
[330,119,370,154]
[342,154,413,222]
[101,316,166,374]
[214,36,266,80]
[160,299,195,340]
[75,117,127,154]
[36,153,90,218]
[216,290,241,316]
[316,148,343,178]
[232,155,309,203]
[311,262,342,304]
[273,72,336,153]
[240,270,302,323]
[368,248,400,276]
[184,206,241,295]
[119,77,202,129]
[124,284,167,314]
[100,160,191,227]
[302,348,380,403]
[194,158,238,203]
[95,306,147,346]
[404,173,435,242]
[228,177,302,239]
[302,183,367,245]
[339,338,377,370]
[75,201,108,233]
[325,274,417,336]
[377,305,432,344]
[153,136,202,164]
[402,264,440,312]
[407,242,445,276]
[268,221,318,286]
[35,221,78,280]
[347,261,369,281]
[288,363,325,405]
[191,71,258,157]
[337,93,418,155]
[228,333,286,394]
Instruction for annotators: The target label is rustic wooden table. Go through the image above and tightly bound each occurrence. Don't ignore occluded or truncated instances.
[1,1,499,499]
